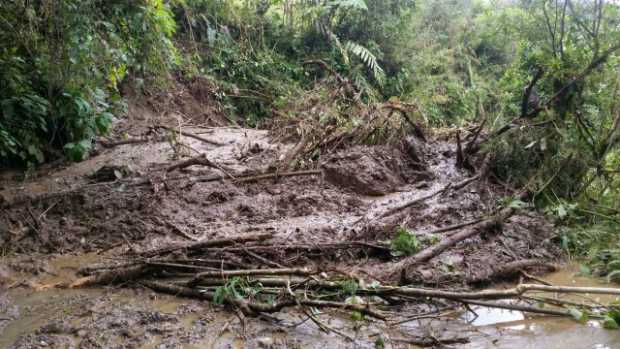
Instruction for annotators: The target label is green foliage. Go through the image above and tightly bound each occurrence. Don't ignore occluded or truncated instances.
[374,336,386,349]
[603,308,620,329]
[337,279,359,297]
[212,277,263,305]
[390,227,421,257]
[568,307,589,324]
[350,311,364,322]
[0,0,177,164]
[345,41,386,85]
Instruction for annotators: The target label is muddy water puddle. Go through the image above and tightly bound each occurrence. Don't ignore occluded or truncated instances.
[465,264,620,349]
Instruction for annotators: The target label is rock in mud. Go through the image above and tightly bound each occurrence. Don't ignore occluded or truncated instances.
[88,165,135,182]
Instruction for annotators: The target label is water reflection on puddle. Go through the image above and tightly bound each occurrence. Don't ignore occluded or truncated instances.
[463,305,525,326]
[466,264,620,349]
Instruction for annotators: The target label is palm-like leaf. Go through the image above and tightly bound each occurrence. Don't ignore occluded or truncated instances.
[345,41,385,84]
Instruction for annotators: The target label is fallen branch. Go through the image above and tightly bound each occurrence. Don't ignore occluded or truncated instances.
[426,218,485,235]
[391,336,469,347]
[460,299,582,318]
[465,118,487,154]
[468,259,558,284]
[381,103,426,142]
[187,268,314,286]
[161,219,198,241]
[372,283,620,300]
[389,207,515,283]
[167,154,226,173]
[70,265,149,288]
[156,125,226,146]
[232,170,322,184]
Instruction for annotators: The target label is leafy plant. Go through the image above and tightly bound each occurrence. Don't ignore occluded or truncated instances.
[211,277,263,305]
[603,308,620,329]
[337,279,359,297]
[0,0,177,165]
[391,227,421,257]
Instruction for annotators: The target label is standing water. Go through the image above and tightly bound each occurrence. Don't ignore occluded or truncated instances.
[465,263,620,349]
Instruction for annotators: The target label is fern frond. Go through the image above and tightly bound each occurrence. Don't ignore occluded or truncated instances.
[345,41,385,84]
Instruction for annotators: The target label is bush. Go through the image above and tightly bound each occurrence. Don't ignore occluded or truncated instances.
[0,0,177,165]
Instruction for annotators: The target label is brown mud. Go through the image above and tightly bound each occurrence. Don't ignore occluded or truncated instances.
[0,98,614,348]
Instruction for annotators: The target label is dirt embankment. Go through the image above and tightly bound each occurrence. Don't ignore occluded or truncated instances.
[0,87,563,348]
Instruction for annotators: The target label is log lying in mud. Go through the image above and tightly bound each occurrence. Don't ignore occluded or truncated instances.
[389,207,515,283]
[166,153,226,173]
[70,264,150,288]
[467,259,558,284]
[186,267,314,286]
[392,336,470,347]
[459,299,579,318]
[139,233,274,258]
[156,125,226,146]
[426,218,485,235]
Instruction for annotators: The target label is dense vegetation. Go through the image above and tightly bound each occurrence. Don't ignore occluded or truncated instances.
[1,0,620,276]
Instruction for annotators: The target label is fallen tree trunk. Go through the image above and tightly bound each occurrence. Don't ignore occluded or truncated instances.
[70,265,150,288]
[156,125,226,146]
[373,282,620,300]
[459,299,577,318]
[389,207,515,283]
[426,218,484,235]
[187,268,313,286]
[167,153,225,172]
[468,259,558,284]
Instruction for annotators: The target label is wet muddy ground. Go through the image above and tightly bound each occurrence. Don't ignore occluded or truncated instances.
[1,106,618,348]
[2,258,620,348]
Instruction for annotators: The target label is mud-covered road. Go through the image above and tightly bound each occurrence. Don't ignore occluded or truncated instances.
[0,105,618,348]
